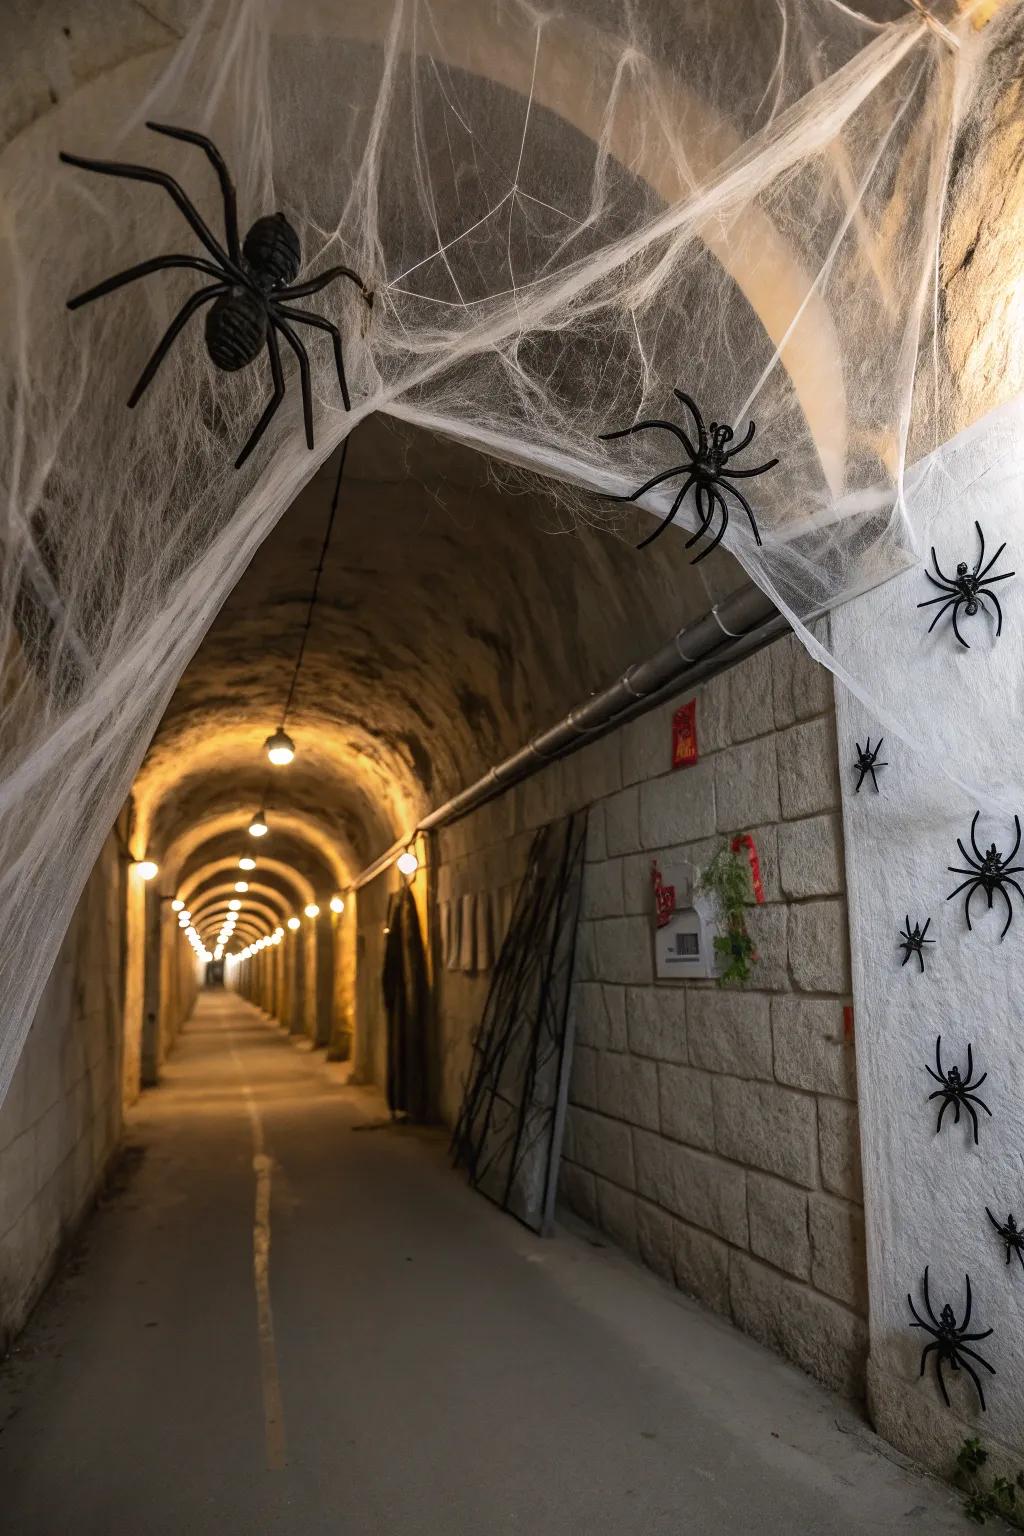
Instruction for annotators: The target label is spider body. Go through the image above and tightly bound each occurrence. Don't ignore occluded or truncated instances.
[907,1268,994,1411]
[60,122,372,468]
[986,1209,1024,1273]
[898,915,933,972]
[600,389,778,561]
[917,522,1014,648]
[947,811,1023,939]
[853,736,887,793]
[926,1035,991,1145]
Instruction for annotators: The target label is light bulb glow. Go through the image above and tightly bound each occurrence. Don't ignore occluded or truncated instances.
[235,881,249,892]
[238,857,256,871]
[134,859,159,880]
[171,898,185,912]
[264,728,296,766]
[304,903,320,919]
[287,916,300,931]
[229,899,242,911]
[330,895,345,914]
[396,849,419,878]
[249,811,268,838]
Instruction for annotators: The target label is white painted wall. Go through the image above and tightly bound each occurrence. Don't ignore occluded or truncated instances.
[833,398,1024,1473]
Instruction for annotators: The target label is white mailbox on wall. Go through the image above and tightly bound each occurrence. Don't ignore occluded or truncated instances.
[651,859,720,981]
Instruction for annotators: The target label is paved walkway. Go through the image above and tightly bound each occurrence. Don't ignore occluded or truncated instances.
[0,991,965,1534]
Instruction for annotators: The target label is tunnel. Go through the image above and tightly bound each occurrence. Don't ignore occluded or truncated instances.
[3,0,1024,1530]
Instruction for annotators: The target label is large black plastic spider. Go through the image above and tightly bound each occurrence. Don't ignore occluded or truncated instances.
[898,915,933,972]
[907,1268,995,1412]
[926,1035,991,1145]
[853,736,887,793]
[947,811,1024,940]
[917,522,1014,648]
[986,1208,1024,1273]
[60,121,372,468]
[599,389,778,561]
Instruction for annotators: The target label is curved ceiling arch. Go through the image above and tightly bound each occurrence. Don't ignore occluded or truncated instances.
[162,808,348,891]
[188,880,291,922]
[191,895,281,930]
[180,856,315,910]
[175,829,336,904]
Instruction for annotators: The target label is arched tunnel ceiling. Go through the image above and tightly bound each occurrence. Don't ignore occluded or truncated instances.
[134,414,742,878]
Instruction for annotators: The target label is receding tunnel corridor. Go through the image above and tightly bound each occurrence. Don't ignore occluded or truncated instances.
[0,992,964,1534]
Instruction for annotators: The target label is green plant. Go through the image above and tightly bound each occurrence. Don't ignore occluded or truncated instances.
[954,1438,1024,1527]
[697,844,757,987]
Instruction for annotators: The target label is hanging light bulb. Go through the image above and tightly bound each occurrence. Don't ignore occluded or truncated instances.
[304,903,320,919]
[238,856,256,871]
[249,810,268,838]
[229,899,242,911]
[272,932,283,944]
[235,881,249,893]
[396,848,419,878]
[264,728,296,766]
[287,916,300,931]
[171,898,185,912]
[134,858,159,880]
[330,895,345,914]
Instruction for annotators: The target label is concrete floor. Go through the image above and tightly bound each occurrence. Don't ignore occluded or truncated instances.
[0,992,967,1535]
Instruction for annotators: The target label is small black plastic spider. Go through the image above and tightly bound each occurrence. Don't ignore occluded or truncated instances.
[898,915,933,972]
[986,1208,1024,1273]
[947,811,1024,940]
[926,1035,991,1145]
[853,736,887,793]
[60,121,372,468]
[917,521,1014,648]
[907,1267,995,1412]
[599,389,778,561]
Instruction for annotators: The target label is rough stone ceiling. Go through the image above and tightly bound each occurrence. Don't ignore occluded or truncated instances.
[135,414,741,886]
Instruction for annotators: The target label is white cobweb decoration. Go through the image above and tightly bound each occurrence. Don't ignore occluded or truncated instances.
[0,0,1013,1101]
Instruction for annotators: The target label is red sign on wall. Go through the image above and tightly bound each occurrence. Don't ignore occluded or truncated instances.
[672,699,698,770]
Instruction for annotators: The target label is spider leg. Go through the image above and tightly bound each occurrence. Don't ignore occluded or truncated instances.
[978,538,1007,579]
[671,390,706,456]
[974,589,1004,637]
[985,1207,1000,1233]
[920,918,931,938]
[1018,1247,1024,1274]
[925,600,957,633]
[900,943,911,968]
[604,464,687,506]
[997,882,1016,939]
[1006,816,1022,867]
[970,811,984,863]
[635,476,696,551]
[689,489,730,565]
[274,302,352,411]
[273,316,314,450]
[951,600,970,649]
[278,265,373,305]
[963,1273,973,1330]
[58,151,235,272]
[722,420,755,457]
[718,479,763,546]
[964,1099,980,1145]
[145,122,240,263]
[929,548,957,586]
[869,765,879,792]
[67,254,226,310]
[720,456,779,479]
[234,328,285,470]
[935,1038,944,1079]
[965,1042,974,1081]
[934,1354,952,1409]
[683,484,715,549]
[958,1357,987,1412]
[972,521,986,578]
[599,418,696,457]
[935,1096,954,1134]
[907,1291,935,1332]
[126,283,227,407]
[854,767,866,793]
[918,591,957,610]
[957,838,982,870]
[916,945,925,974]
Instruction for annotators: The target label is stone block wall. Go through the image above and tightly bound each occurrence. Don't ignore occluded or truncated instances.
[0,835,124,1352]
[435,627,868,1396]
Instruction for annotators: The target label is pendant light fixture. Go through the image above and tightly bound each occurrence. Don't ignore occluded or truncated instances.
[249,809,269,838]
[238,856,256,871]
[396,848,419,878]
[264,727,296,766]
